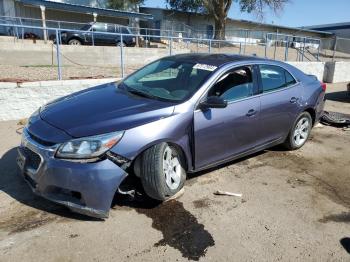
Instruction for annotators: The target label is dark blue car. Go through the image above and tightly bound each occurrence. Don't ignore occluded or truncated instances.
[17,54,326,218]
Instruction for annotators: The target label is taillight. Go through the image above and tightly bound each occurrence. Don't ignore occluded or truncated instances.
[321,82,327,92]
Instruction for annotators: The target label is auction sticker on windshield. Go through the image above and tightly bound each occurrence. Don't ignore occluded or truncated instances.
[193,63,218,71]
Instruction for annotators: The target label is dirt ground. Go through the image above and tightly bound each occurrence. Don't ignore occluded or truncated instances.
[0,83,349,261]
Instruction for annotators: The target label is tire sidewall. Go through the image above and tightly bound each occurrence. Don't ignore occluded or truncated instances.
[141,142,186,200]
[68,39,81,45]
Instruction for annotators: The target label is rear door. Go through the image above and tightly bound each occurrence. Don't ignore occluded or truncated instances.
[194,65,261,169]
[257,64,301,144]
[92,23,114,45]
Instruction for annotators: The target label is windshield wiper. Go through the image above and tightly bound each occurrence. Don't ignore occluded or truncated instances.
[126,88,158,100]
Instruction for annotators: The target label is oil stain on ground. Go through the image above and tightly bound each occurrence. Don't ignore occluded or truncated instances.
[137,200,215,261]
[319,212,350,224]
[0,209,58,235]
[193,198,211,209]
[115,196,215,261]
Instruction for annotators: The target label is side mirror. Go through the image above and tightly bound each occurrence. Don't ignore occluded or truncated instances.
[199,96,227,110]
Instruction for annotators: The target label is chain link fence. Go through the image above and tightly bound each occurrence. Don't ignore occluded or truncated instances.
[1,21,350,82]
[319,37,350,62]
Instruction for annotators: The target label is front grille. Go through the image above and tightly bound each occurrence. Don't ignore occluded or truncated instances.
[28,131,56,147]
[23,147,41,170]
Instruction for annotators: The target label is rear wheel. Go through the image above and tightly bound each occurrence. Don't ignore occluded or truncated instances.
[68,39,82,45]
[284,112,312,150]
[140,143,186,200]
[116,41,126,47]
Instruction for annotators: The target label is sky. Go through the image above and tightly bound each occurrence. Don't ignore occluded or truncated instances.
[144,0,350,27]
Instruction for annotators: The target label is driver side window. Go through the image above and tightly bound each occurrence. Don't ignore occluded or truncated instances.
[208,66,254,102]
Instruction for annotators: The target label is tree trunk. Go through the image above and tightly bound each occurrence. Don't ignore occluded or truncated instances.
[214,17,225,40]
[208,0,232,40]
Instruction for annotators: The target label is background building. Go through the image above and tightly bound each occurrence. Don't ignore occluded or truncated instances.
[304,22,350,39]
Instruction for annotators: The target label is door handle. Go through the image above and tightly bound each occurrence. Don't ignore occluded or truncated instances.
[246,109,257,117]
[290,97,299,103]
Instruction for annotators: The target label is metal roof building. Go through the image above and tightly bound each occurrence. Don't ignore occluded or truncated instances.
[303,22,350,39]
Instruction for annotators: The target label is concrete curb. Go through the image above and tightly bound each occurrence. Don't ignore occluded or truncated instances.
[0,78,120,89]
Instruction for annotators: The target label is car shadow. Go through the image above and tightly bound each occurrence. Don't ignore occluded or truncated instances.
[325,91,350,103]
[0,147,101,221]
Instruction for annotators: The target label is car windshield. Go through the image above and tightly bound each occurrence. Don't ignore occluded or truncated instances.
[121,58,216,102]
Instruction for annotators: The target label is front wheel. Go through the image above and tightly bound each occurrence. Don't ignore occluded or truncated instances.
[283,112,312,150]
[140,143,186,201]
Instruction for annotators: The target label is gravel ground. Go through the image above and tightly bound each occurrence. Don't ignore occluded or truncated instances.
[0,83,349,261]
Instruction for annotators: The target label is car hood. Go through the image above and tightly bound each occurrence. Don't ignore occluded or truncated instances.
[40,82,175,138]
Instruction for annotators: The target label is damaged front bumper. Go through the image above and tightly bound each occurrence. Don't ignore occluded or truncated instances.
[17,128,128,218]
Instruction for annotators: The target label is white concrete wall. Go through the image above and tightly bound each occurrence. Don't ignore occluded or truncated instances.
[0,78,118,121]
[287,62,326,82]
[0,42,190,67]
[324,61,350,83]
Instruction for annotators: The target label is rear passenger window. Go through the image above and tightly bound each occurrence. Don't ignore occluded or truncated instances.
[259,65,296,93]
[92,23,107,32]
[107,25,115,33]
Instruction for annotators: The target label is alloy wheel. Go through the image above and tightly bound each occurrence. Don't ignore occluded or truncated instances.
[293,117,310,146]
[163,146,181,190]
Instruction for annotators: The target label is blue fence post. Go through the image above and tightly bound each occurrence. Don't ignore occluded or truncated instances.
[302,37,306,61]
[208,39,211,53]
[120,34,124,78]
[273,31,278,60]
[317,40,320,61]
[243,30,247,54]
[55,29,62,80]
[264,34,268,58]
[284,35,289,61]
[92,30,95,46]
[169,36,173,55]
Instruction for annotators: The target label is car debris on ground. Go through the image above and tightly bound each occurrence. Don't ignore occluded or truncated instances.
[320,111,350,128]
[214,190,242,197]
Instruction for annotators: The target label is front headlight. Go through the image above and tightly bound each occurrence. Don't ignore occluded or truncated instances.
[56,131,124,159]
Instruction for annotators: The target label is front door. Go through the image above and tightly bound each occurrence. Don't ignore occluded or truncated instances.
[194,65,261,169]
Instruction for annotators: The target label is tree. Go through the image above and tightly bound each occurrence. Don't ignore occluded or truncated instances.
[166,0,288,40]
[107,0,145,10]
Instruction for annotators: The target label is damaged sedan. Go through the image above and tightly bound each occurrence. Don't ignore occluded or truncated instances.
[17,54,326,218]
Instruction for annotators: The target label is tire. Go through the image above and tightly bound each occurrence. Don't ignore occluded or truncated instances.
[116,41,126,47]
[140,143,186,201]
[283,112,312,150]
[68,39,82,45]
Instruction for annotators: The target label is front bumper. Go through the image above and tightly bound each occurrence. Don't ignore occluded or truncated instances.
[17,128,128,218]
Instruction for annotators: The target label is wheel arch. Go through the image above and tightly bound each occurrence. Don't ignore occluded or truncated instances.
[68,36,83,44]
[304,107,316,126]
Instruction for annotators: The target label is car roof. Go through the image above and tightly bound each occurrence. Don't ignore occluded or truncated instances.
[168,53,269,67]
